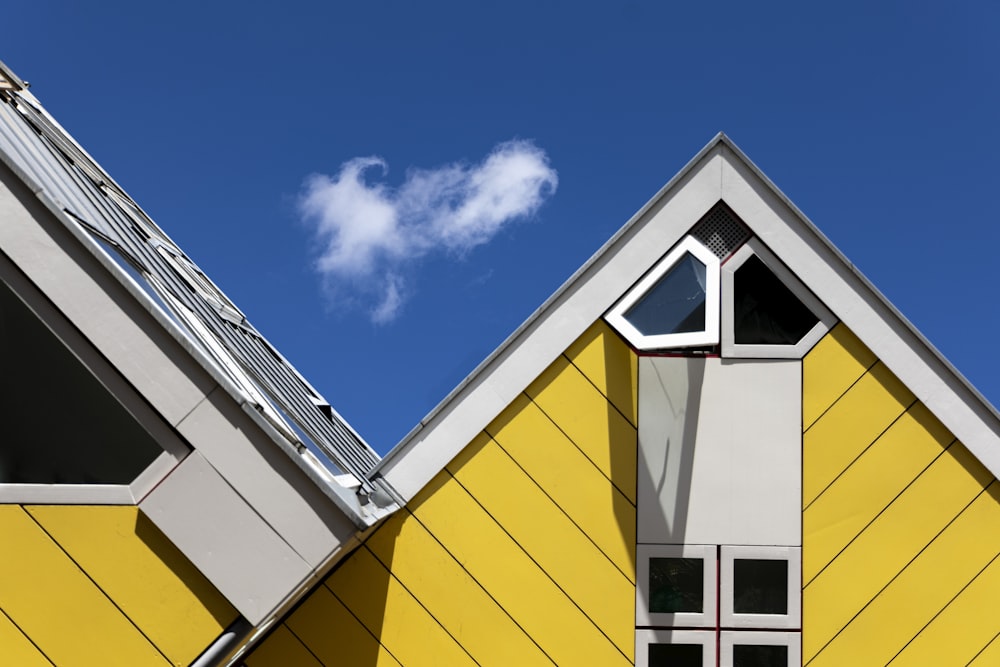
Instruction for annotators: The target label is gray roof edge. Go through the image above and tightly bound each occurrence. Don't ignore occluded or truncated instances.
[0,70,390,522]
[717,134,1000,426]
[1,152,387,525]
[377,131,1000,481]
[374,133,730,473]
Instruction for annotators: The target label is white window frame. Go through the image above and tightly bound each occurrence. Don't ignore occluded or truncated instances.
[721,238,835,358]
[637,544,717,628]
[606,236,720,350]
[636,629,716,667]
[720,545,801,629]
[719,630,801,667]
[0,255,188,505]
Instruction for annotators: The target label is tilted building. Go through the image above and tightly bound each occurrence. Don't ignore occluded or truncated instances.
[1,60,998,666]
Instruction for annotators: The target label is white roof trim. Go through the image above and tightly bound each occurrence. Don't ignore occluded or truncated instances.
[377,133,1000,503]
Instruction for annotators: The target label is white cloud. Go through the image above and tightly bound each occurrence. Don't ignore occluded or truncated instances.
[299,140,557,323]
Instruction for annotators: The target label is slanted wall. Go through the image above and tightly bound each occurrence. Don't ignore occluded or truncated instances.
[0,505,238,666]
[245,322,638,666]
[803,325,1000,665]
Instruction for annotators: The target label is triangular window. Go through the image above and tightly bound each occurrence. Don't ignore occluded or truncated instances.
[606,237,720,350]
[0,276,169,488]
[721,239,835,358]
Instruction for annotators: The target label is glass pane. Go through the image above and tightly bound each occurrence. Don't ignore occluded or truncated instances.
[649,642,703,667]
[650,557,703,613]
[733,559,788,614]
[625,253,707,336]
[733,643,788,667]
[733,255,819,344]
[0,279,164,484]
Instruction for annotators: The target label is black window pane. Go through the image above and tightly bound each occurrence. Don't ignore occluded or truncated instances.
[649,642,703,667]
[0,279,164,484]
[650,557,703,613]
[733,643,788,667]
[625,253,707,336]
[733,559,788,614]
[733,255,819,344]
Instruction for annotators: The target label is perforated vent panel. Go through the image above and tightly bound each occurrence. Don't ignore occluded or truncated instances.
[690,204,751,260]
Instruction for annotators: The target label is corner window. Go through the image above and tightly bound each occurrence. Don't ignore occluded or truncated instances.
[607,237,720,350]
[0,260,186,503]
[721,238,834,358]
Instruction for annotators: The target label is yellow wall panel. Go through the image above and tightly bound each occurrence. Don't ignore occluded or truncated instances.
[892,533,1000,665]
[365,507,553,666]
[27,505,237,666]
[326,546,476,667]
[0,610,52,666]
[244,624,323,667]
[286,584,401,667]
[802,403,953,583]
[803,442,991,660]
[486,394,636,580]
[447,434,634,655]
[0,506,168,666]
[410,473,633,666]
[803,362,914,506]
[564,321,638,427]
[969,634,1000,666]
[802,322,876,429]
[526,355,637,503]
[808,483,1000,666]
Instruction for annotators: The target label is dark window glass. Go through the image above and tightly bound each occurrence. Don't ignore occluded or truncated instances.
[649,642,703,667]
[0,279,163,484]
[733,559,788,614]
[733,255,818,344]
[650,557,703,613]
[625,254,707,336]
[733,643,788,667]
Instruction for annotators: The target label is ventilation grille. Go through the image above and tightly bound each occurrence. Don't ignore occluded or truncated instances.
[690,204,751,260]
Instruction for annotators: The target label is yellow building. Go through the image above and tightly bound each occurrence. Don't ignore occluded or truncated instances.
[1,60,998,666]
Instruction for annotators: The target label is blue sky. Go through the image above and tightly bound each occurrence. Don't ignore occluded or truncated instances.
[4,2,998,455]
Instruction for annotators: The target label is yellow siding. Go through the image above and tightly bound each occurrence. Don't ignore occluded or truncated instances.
[447,433,634,654]
[802,403,953,583]
[801,322,876,429]
[286,585,402,667]
[803,327,1000,666]
[27,505,237,666]
[487,394,636,580]
[803,361,914,506]
[564,320,639,427]
[247,323,637,665]
[0,609,52,666]
[0,505,169,666]
[527,355,637,503]
[364,506,552,666]
[327,546,476,667]
[0,505,237,667]
[969,634,1000,666]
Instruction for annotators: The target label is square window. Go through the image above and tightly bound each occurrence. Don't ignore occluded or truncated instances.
[649,557,704,613]
[720,546,800,629]
[733,558,787,614]
[638,545,716,627]
[637,630,715,667]
[720,631,800,667]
